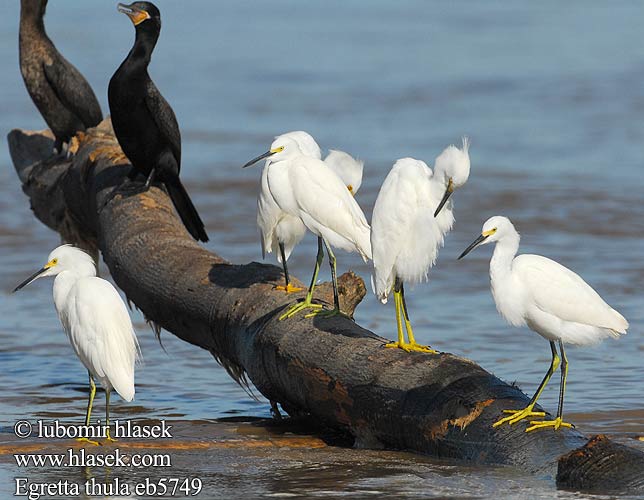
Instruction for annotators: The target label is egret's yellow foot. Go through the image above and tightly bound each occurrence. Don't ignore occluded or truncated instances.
[304,307,348,319]
[492,405,546,428]
[104,428,117,444]
[279,300,323,320]
[274,283,304,294]
[525,417,573,433]
[385,341,438,354]
[76,437,100,446]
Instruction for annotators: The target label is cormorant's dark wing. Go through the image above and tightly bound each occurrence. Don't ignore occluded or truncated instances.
[43,57,103,128]
[144,80,181,168]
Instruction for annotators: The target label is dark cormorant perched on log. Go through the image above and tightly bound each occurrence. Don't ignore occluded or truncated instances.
[108,2,209,243]
[19,0,103,153]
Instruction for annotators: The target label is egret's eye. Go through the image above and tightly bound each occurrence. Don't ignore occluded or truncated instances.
[52,258,58,264]
[276,146,284,152]
[482,228,497,237]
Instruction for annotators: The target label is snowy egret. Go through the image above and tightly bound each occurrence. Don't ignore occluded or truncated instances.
[14,245,140,444]
[458,216,628,432]
[252,131,365,295]
[243,136,371,319]
[256,131,321,294]
[324,149,364,196]
[371,138,470,353]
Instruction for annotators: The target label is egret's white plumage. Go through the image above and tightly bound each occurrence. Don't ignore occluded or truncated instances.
[284,156,371,259]
[244,134,371,318]
[370,138,470,352]
[371,158,446,303]
[257,131,319,265]
[324,149,364,195]
[459,216,628,431]
[371,138,470,304]
[465,216,628,344]
[256,132,365,294]
[14,245,139,442]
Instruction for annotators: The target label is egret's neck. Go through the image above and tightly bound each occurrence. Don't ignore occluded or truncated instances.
[489,231,520,285]
[52,265,96,313]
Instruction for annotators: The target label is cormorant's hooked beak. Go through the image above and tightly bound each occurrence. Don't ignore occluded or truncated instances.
[434,178,454,217]
[13,266,48,293]
[117,3,150,25]
[458,230,494,260]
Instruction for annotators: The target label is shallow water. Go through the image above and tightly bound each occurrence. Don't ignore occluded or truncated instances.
[1,1,643,498]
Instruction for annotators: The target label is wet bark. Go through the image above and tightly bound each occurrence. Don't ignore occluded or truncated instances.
[556,435,644,492]
[9,120,644,492]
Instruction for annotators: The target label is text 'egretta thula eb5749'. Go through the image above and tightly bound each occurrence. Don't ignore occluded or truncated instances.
[458,216,628,432]
[14,245,140,445]
[371,138,470,353]
[243,135,371,319]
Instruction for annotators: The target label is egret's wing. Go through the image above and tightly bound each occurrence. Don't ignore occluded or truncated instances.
[371,161,439,298]
[292,158,369,228]
[370,167,411,300]
[514,254,628,332]
[66,278,139,401]
[290,157,371,257]
[43,59,103,128]
[144,80,181,167]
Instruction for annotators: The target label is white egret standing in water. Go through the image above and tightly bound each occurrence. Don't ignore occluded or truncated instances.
[244,136,371,319]
[371,138,470,353]
[14,245,140,444]
[458,216,628,432]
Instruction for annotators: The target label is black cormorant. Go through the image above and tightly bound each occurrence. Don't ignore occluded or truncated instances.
[108,2,209,243]
[19,0,103,153]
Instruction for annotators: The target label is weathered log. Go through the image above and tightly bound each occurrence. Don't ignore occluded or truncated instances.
[9,120,644,491]
[557,435,644,492]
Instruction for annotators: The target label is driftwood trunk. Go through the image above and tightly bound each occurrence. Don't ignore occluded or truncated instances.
[9,120,644,493]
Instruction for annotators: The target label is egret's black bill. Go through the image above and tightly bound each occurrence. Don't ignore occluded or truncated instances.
[242,151,274,169]
[434,178,454,217]
[13,267,47,293]
[458,234,488,260]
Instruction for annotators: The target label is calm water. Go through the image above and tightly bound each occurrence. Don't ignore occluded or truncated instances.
[1,1,643,498]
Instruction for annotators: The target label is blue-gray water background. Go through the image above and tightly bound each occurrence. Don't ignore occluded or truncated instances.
[1,1,643,498]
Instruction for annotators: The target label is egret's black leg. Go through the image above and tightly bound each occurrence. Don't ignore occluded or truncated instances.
[303,240,347,319]
[274,243,303,293]
[76,372,99,446]
[279,237,324,320]
[525,341,574,432]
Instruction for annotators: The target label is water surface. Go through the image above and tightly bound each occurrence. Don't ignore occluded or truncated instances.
[1,1,643,498]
